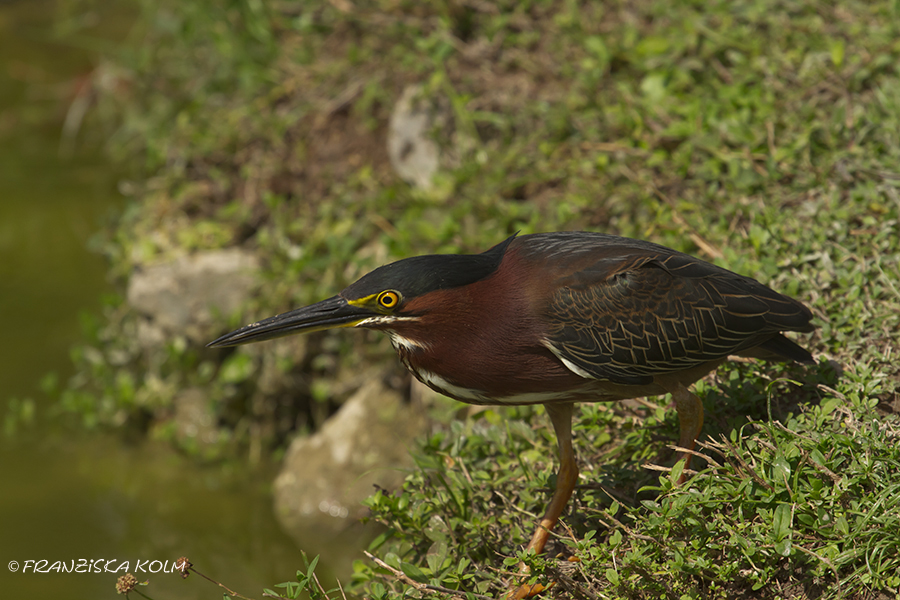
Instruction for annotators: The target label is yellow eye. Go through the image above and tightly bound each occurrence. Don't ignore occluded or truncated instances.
[377,290,401,309]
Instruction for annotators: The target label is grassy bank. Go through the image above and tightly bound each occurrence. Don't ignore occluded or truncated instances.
[67,0,899,597]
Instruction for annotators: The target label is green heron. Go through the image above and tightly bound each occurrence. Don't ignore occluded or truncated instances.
[209,231,814,593]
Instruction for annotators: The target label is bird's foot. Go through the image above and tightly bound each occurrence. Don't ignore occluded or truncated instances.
[506,562,549,600]
[507,553,582,599]
[507,581,548,600]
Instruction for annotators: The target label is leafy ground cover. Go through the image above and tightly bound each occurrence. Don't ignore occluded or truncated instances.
[57,0,900,597]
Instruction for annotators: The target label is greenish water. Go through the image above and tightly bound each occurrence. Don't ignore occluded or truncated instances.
[0,1,115,404]
[0,2,346,598]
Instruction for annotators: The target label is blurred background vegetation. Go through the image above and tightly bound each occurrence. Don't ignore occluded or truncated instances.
[4,0,899,598]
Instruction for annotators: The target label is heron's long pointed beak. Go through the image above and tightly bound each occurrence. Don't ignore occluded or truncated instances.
[207,295,374,348]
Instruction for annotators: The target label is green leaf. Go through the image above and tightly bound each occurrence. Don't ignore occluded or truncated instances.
[830,39,845,68]
[306,555,320,580]
[835,514,850,536]
[609,529,623,547]
[218,351,254,384]
[640,73,667,102]
[772,456,791,482]
[669,457,685,486]
[401,562,429,584]
[773,503,793,542]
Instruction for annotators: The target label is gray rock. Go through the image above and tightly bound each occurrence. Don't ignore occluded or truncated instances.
[127,249,260,345]
[273,378,428,537]
[387,85,448,190]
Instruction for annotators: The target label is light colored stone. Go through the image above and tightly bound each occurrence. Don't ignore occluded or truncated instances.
[127,249,260,344]
[387,85,447,190]
[273,378,428,537]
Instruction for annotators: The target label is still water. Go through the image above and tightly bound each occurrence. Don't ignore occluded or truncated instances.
[0,2,345,597]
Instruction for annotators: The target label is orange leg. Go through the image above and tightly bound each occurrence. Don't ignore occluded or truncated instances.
[664,380,704,480]
[508,402,578,599]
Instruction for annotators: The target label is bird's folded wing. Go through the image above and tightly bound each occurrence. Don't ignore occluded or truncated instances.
[542,254,812,385]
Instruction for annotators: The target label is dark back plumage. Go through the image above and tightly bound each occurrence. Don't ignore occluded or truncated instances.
[509,232,814,385]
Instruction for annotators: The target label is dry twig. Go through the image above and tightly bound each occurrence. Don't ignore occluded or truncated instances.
[364,551,494,600]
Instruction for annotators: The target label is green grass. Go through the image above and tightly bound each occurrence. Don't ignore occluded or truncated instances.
[351,362,900,599]
[51,0,900,597]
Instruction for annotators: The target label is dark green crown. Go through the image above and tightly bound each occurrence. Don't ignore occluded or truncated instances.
[342,234,516,301]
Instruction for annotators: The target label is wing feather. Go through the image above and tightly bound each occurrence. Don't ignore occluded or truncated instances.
[542,249,813,385]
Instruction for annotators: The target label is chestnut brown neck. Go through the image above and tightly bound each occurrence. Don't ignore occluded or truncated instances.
[377,249,584,400]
